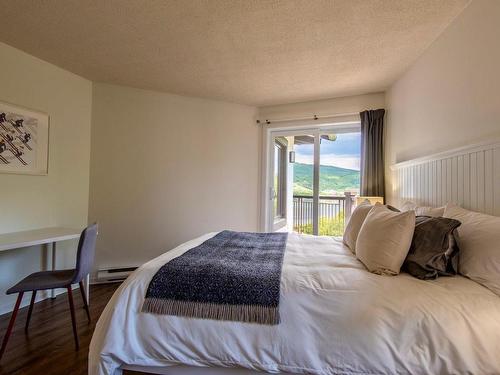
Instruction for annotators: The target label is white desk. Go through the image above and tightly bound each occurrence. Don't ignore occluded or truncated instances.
[0,227,89,302]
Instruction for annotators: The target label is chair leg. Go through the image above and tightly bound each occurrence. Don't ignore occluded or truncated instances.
[79,281,91,323]
[25,290,37,333]
[67,287,79,350]
[0,292,24,361]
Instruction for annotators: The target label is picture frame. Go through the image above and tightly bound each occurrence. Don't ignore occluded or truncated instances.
[0,100,49,175]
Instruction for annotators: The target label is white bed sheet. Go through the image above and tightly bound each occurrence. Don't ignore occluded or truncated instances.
[89,232,500,375]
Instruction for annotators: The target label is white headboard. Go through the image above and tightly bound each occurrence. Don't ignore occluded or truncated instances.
[391,139,500,216]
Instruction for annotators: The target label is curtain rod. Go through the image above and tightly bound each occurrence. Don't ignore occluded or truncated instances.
[256,112,360,125]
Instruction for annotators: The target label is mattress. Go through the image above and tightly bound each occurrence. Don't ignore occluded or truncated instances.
[89,232,500,375]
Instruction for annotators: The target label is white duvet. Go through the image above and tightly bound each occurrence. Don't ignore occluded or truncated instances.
[89,233,500,375]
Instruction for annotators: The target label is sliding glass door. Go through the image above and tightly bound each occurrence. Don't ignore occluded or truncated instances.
[268,125,360,235]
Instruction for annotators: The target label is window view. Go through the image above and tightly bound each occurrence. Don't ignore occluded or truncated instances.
[293,132,360,236]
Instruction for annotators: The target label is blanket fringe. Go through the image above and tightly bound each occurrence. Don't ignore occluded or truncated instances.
[142,298,280,325]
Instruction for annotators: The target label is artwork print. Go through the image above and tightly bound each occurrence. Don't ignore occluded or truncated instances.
[0,101,49,175]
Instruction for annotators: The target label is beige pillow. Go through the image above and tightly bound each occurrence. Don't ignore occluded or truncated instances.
[356,203,415,275]
[343,203,372,253]
[444,203,500,296]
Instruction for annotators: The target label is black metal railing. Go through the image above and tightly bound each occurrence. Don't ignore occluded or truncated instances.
[293,194,354,235]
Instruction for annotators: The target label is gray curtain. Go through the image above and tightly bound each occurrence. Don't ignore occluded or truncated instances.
[360,109,385,198]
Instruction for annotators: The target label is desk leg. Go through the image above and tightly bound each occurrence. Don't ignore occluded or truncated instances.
[85,274,90,305]
[51,241,56,299]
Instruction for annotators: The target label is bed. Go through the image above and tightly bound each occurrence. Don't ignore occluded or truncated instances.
[89,231,500,375]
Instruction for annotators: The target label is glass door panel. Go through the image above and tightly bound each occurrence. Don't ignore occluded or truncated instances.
[272,137,288,231]
[318,132,361,235]
[292,135,315,234]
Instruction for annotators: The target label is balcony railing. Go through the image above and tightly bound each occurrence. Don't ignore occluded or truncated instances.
[293,193,355,236]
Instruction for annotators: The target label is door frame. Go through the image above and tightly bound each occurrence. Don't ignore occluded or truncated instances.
[261,121,360,232]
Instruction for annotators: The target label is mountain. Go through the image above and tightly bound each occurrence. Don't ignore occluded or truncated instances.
[293,162,360,196]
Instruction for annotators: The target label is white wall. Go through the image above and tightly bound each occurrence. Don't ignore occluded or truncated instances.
[385,0,500,204]
[89,83,259,270]
[0,42,92,314]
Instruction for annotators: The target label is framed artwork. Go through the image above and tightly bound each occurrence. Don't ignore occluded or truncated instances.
[0,101,49,175]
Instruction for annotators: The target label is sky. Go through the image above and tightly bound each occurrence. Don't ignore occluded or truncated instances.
[294,132,361,170]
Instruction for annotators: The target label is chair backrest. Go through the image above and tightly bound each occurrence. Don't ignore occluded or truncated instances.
[71,223,98,284]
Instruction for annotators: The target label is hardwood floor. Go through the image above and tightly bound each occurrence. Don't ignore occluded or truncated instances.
[0,283,144,375]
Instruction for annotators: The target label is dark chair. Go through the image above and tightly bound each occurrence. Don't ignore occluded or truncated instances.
[0,223,98,360]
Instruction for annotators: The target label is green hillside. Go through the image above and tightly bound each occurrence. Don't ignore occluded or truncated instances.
[293,163,359,196]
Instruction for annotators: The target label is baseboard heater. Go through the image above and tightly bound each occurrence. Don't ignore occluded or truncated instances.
[95,266,138,283]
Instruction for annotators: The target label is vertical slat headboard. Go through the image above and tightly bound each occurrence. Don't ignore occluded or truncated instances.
[390,139,500,216]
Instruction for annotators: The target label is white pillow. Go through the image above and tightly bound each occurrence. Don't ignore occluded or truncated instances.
[356,203,415,275]
[415,206,445,217]
[400,201,417,212]
[343,203,372,253]
[444,203,500,296]
[400,200,444,217]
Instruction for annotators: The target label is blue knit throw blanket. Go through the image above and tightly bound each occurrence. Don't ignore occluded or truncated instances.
[142,230,288,325]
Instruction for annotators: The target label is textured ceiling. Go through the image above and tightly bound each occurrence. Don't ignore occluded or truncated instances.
[0,0,469,106]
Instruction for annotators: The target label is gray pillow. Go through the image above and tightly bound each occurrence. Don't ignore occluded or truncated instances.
[403,216,461,280]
